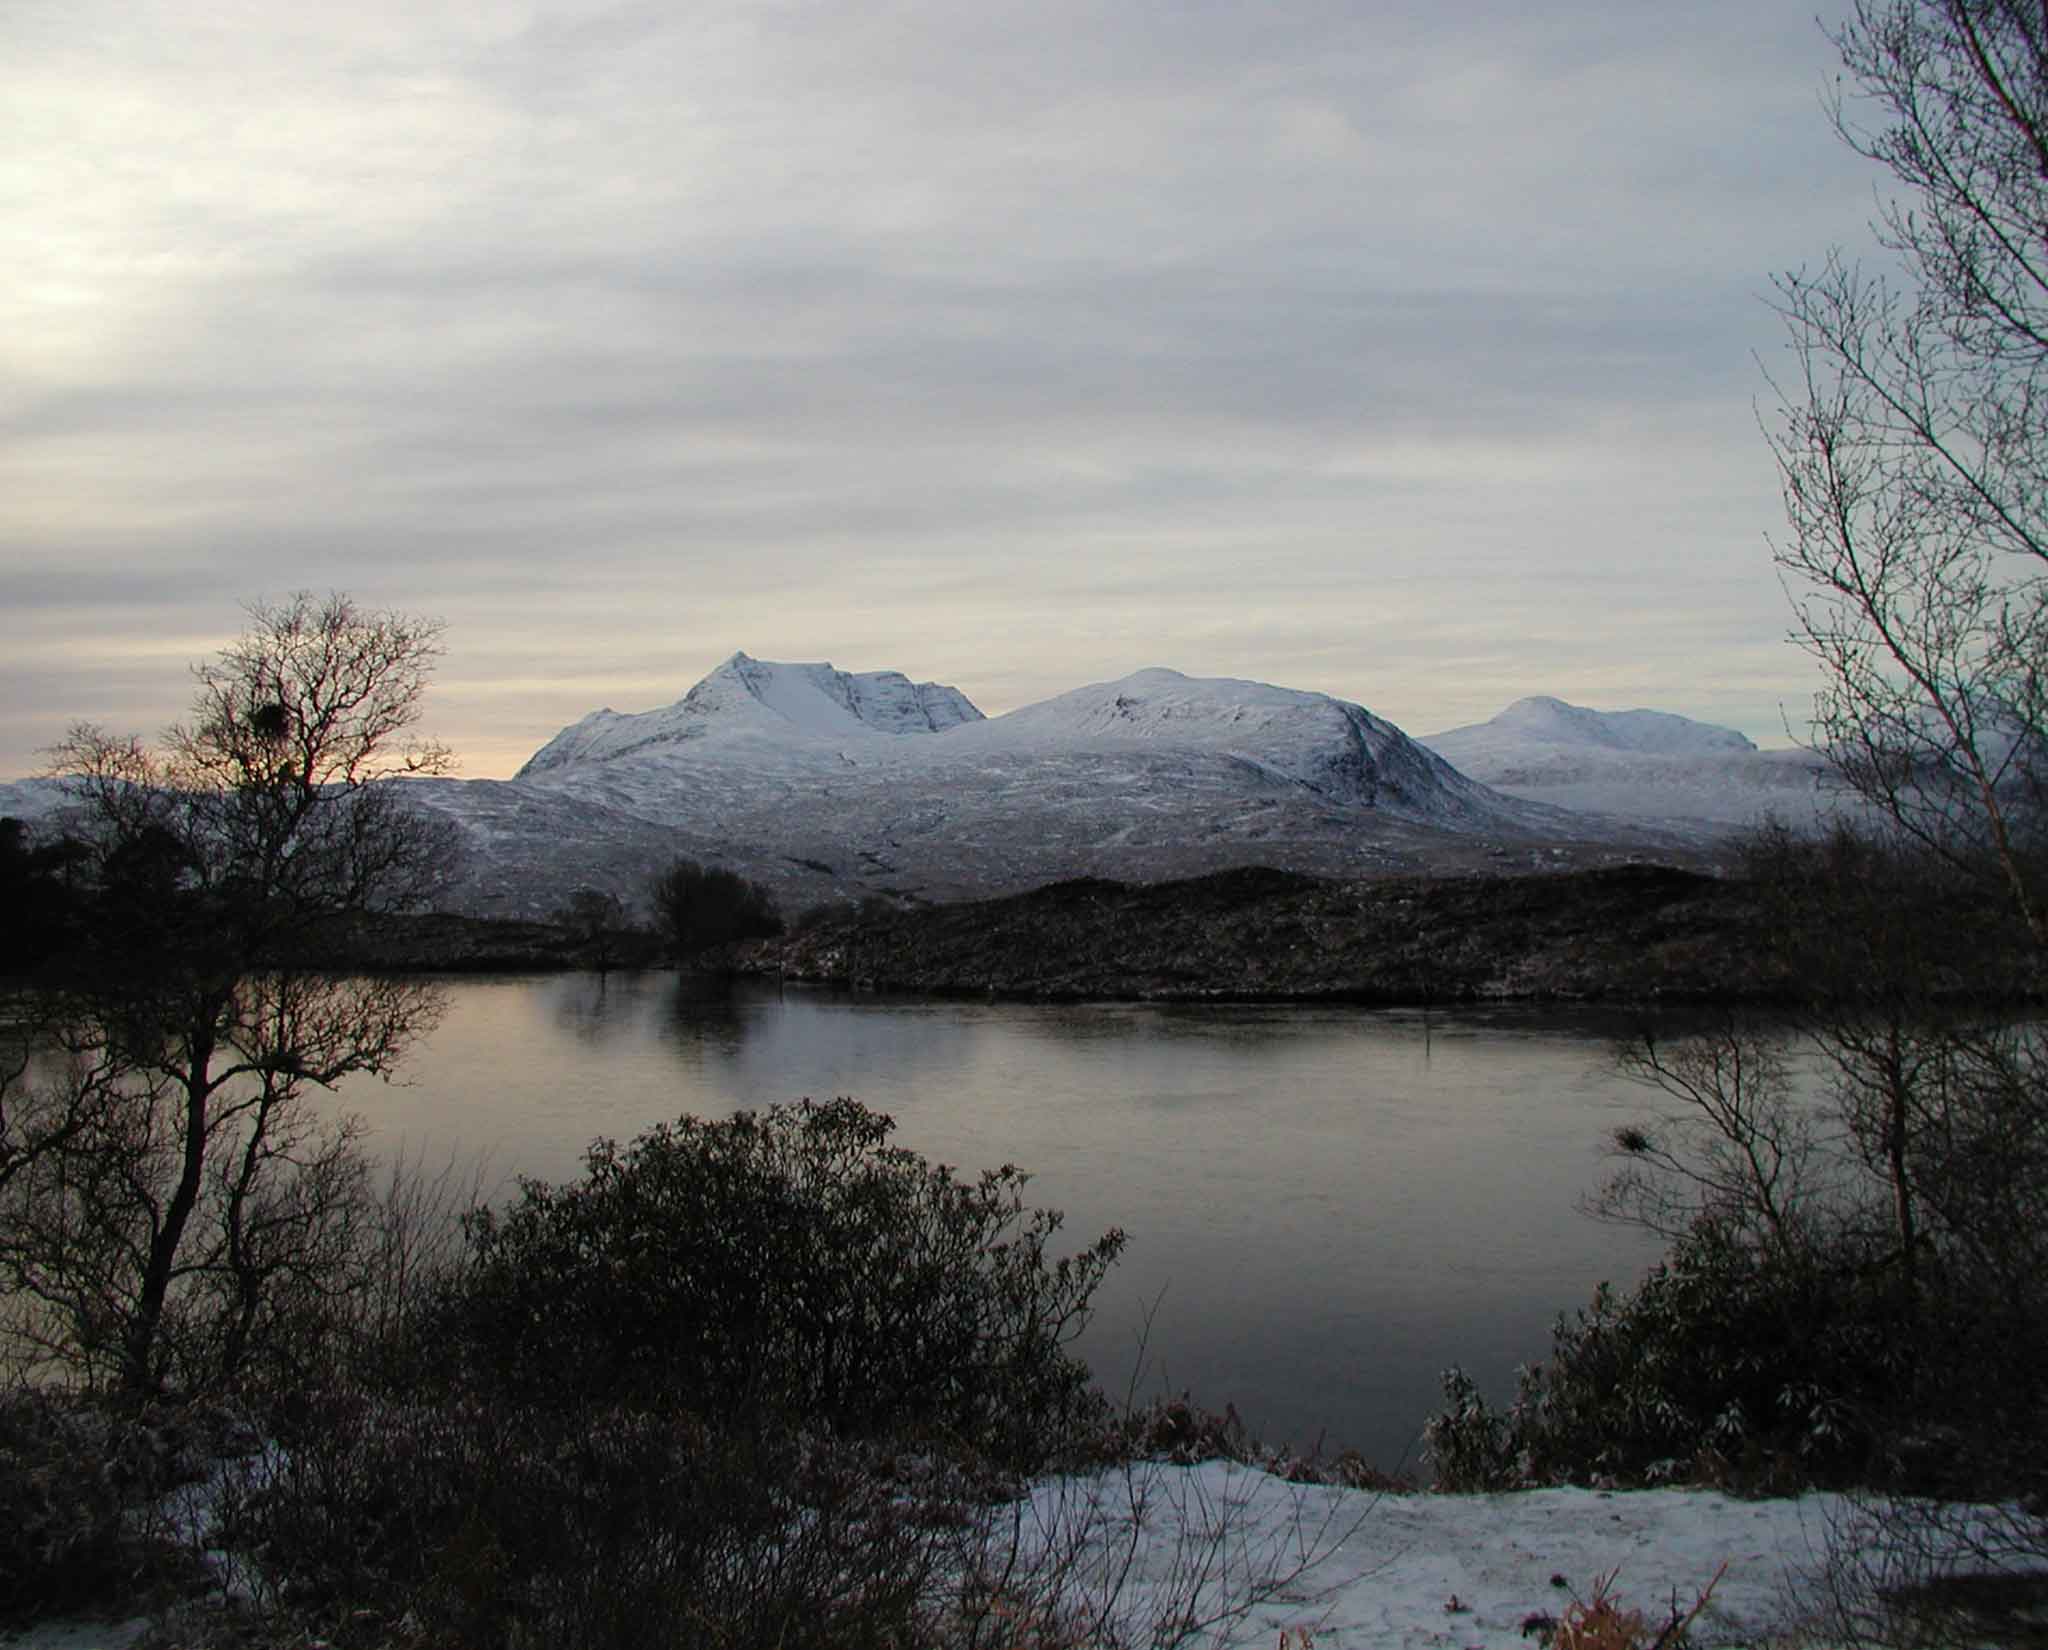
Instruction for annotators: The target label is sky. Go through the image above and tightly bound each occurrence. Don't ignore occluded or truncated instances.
[4,0,1886,780]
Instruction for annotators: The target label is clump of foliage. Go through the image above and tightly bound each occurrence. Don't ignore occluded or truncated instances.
[0,1389,211,1621]
[647,856,783,958]
[441,1097,1125,1469]
[549,886,657,971]
[0,819,88,975]
[1521,1564,1724,1650]
[215,1392,968,1650]
[1426,1223,1910,1492]
[1429,834,2048,1497]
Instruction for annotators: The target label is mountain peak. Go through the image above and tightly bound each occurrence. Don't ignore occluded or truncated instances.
[516,653,984,776]
[1470,696,1756,756]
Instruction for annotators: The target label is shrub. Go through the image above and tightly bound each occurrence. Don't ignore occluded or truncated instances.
[1427,1221,1911,1491]
[647,857,783,957]
[0,1389,209,1620]
[442,1098,1125,1468]
[218,1391,967,1650]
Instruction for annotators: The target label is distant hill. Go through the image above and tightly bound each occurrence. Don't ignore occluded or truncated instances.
[14,667,1787,926]
[407,657,1670,919]
[1422,695,1846,839]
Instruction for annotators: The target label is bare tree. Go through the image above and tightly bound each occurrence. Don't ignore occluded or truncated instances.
[1768,0,2048,939]
[5,593,457,1395]
[1593,1019,1832,1261]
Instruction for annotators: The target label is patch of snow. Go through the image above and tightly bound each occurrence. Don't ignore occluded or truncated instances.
[1010,1463,1986,1649]
[13,1462,2016,1650]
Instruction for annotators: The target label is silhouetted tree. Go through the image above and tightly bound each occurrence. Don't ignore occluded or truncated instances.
[646,858,781,959]
[1768,0,2048,939]
[3,594,456,1395]
[552,887,632,972]
[0,818,88,972]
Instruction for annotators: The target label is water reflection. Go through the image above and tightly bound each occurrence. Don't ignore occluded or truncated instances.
[330,973,1673,1470]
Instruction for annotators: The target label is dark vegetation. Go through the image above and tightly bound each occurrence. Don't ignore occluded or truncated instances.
[4,594,457,1401]
[448,1097,1123,1465]
[0,1096,1146,1646]
[647,855,784,960]
[1426,826,2048,1501]
[747,858,2036,1005]
[3,600,1214,1644]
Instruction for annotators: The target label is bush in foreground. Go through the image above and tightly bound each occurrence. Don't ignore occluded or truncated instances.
[442,1098,1126,1469]
[214,1395,967,1650]
[1427,1220,1931,1494]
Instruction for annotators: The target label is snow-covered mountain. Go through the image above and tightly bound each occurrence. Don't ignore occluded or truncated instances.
[1445,696,1758,759]
[1422,696,1843,836]
[409,659,1659,919]
[9,666,1776,924]
[517,652,982,776]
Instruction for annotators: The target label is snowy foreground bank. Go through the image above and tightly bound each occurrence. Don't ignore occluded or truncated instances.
[1005,1465,1847,1647]
[8,1462,1960,1650]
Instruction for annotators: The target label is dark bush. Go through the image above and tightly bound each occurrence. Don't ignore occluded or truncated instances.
[0,1390,208,1620]
[0,818,88,975]
[442,1098,1124,1469]
[647,857,783,957]
[222,1390,965,1650]
[1427,1221,1915,1492]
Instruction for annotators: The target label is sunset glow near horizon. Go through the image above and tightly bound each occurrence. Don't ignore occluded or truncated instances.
[5,0,1882,781]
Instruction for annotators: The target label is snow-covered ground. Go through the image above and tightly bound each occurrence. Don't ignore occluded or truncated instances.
[5,1465,1992,1650]
[1012,1466,1853,1647]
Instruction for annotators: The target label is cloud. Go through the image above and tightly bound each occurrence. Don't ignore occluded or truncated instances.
[1,0,1878,774]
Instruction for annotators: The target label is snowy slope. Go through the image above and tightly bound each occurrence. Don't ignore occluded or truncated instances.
[516,652,981,776]
[0,779,75,826]
[1004,1463,2008,1650]
[411,659,1681,920]
[966,668,1512,827]
[1423,697,1843,836]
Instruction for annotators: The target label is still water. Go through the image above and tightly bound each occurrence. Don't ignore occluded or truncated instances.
[330,973,1671,1470]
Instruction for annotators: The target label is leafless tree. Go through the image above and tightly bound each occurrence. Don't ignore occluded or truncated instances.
[1768,0,2048,939]
[5,593,457,1395]
[1593,1020,1834,1261]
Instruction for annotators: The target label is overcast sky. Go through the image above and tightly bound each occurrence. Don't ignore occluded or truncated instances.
[4,0,1886,779]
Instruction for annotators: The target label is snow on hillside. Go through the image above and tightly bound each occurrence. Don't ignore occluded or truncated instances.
[1485,695,1757,756]
[516,652,982,776]
[0,779,75,826]
[968,668,1512,827]
[1423,697,1844,837]
[12,665,1737,924]
[413,659,1672,920]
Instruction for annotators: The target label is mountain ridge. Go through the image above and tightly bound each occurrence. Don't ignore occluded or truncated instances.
[516,651,983,777]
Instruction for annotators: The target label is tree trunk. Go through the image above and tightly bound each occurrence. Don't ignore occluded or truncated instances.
[123,1020,216,1395]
